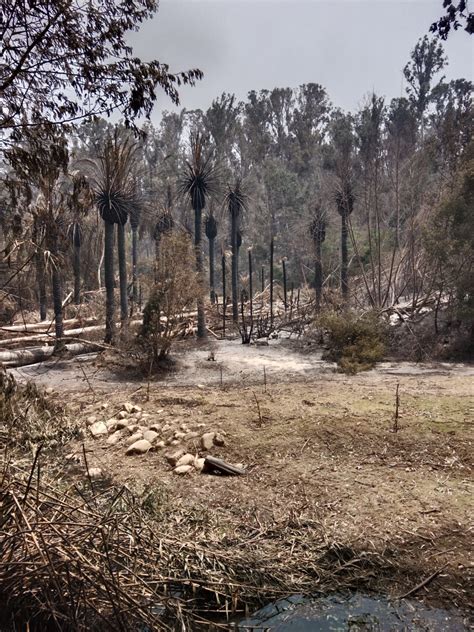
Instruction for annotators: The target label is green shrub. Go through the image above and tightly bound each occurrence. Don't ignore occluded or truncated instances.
[319,310,386,374]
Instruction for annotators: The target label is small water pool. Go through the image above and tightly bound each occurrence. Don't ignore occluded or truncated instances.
[236,593,470,631]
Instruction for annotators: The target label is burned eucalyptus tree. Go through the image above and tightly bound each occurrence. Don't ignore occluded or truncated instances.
[180,133,217,339]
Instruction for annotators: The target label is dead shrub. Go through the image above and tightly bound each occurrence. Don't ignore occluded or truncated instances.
[140,232,200,365]
[0,367,79,449]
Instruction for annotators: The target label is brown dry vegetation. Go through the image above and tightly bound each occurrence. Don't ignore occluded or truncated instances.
[62,368,473,617]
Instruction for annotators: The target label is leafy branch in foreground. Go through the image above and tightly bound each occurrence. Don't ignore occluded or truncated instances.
[0,0,203,133]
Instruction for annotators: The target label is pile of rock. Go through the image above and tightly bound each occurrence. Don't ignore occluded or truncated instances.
[86,402,227,476]
[165,449,205,475]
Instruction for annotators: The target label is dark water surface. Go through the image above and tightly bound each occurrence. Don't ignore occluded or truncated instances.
[235,593,470,631]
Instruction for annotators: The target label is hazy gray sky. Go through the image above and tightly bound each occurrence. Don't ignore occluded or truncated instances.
[130,0,473,120]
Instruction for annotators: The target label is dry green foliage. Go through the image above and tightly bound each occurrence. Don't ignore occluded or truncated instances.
[0,368,78,449]
[141,232,200,362]
[319,310,386,373]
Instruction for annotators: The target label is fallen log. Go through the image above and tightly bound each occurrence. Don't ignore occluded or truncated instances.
[0,320,142,347]
[1,316,97,334]
[0,342,99,368]
[203,456,246,476]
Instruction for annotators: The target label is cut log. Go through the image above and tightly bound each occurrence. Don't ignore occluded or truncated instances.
[203,456,246,476]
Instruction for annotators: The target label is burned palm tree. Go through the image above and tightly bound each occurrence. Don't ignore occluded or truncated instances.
[335,183,354,302]
[205,213,218,303]
[179,133,217,339]
[225,179,247,323]
[310,203,326,311]
[67,173,91,306]
[6,127,69,348]
[89,130,140,343]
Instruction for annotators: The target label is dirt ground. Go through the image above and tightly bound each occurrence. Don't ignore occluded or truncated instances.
[9,339,474,617]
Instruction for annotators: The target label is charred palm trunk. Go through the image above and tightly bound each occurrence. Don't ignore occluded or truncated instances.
[73,242,81,305]
[311,211,326,312]
[248,248,253,323]
[270,237,274,326]
[117,222,128,326]
[336,187,353,304]
[209,237,216,303]
[104,221,115,344]
[314,238,323,310]
[205,214,217,304]
[341,212,349,301]
[194,203,206,338]
[231,211,239,323]
[222,252,226,339]
[132,225,138,306]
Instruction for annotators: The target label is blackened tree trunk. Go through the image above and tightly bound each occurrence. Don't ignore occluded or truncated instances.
[33,216,47,320]
[194,204,206,338]
[52,264,63,347]
[336,186,353,304]
[49,225,63,352]
[132,225,138,306]
[341,212,349,301]
[314,237,323,311]
[117,222,128,325]
[104,221,115,344]
[37,249,47,322]
[282,258,287,312]
[311,211,325,312]
[248,248,253,323]
[154,233,160,284]
[38,260,47,321]
[205,214,217,304]
[231,211,239,323]
[222,252,226,338]
[270,237,274,326]
[209,237,216,303]
[73,242,81,305]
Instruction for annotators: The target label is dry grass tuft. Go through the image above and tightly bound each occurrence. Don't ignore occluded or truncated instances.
[0,368,80,449]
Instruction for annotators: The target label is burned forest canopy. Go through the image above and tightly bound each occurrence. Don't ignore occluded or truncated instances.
[1,30,472,363]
